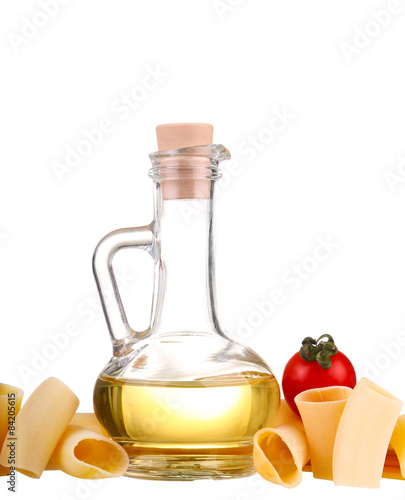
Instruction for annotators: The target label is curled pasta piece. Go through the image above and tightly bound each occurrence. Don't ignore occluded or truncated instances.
[295,386,352,480]
[272,399,302,427]
[48,425,129,479]
[47,413,108,470]
[253,400,309,488]
[0,377,79,479]
[333,378,403,488]
[0,384,24,476]
[302,451,404,480]
[388,414,405,478]
[70,413,109,437]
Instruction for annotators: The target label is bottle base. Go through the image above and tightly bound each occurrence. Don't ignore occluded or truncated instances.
[124,450,256,481]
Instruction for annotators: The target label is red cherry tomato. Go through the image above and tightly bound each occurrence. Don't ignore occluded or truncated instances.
[282,351,356,415]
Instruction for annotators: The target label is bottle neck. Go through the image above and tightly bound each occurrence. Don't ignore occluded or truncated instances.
[150,182,220,336]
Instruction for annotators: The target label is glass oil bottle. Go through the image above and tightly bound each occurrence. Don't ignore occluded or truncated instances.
[93,124,280,480]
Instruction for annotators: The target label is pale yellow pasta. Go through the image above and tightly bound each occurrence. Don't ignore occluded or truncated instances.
[333,378,403,488]
[253,400,309,488]
[70,413,109,437]
[48,424,129,479]
[389,414,405,478]
[0,377,79,478]
[295,386,352,480]
[0,384,24,476]
[303,452,404,481]
[272,399,302,427]
[382,449,403,479]
[46,413,109,471]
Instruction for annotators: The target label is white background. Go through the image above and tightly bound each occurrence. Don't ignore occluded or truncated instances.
[1,0,405,498]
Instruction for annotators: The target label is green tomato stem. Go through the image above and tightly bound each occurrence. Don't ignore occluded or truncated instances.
[299,334,338,369]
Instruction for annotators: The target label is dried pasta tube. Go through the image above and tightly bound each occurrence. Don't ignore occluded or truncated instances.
[388,415,405,478]
[333,378,403,488]
[302,453,404,481]
[253,400,309,488]
[0,377,79,479]
[272,399,302,427]
[48,425,129,479]
[0,384,24,476]
[47,413,108,471]
[70,413,109,437]
[295,386,352,480]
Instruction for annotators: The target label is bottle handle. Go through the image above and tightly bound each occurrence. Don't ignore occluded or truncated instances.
[92,225,154,353]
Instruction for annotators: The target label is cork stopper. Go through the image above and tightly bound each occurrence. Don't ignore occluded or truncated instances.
[155,123,214,200]
[156,123,213,151]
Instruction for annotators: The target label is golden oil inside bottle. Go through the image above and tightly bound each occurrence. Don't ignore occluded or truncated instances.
[94,372,280,480]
